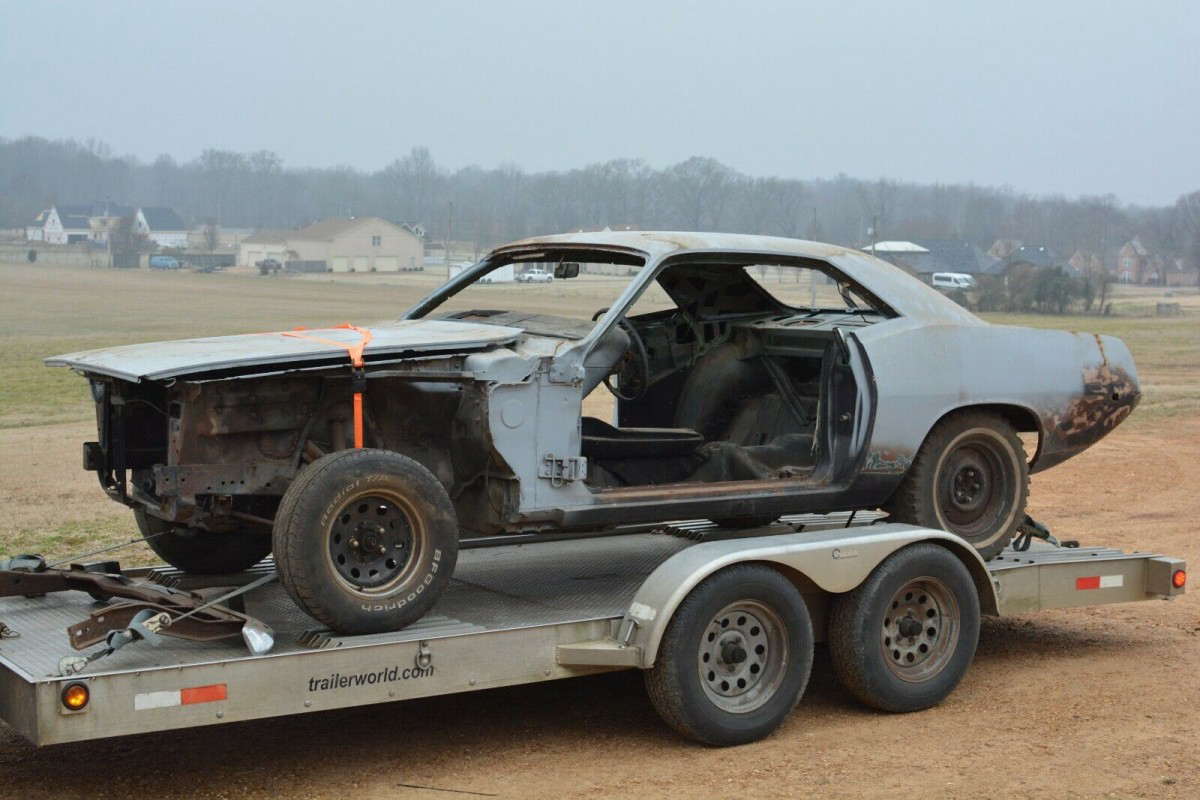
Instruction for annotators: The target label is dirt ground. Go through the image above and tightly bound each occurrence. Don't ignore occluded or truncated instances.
[0,263,1196,799]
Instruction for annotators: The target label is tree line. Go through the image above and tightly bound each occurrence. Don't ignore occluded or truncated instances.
[2,136,1197,265]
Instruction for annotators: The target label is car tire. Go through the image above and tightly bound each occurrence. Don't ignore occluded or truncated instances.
[273,448,458,634]
[644,564,814,746]
[134,509,272,574]
[828,543,980,712]
[883,410,1028,560]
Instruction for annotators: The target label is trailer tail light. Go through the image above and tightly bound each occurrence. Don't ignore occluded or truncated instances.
[1173,570,1186,589]
[61,682,89,711]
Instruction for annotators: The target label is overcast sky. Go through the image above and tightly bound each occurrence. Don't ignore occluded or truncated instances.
[2,1,1196,206]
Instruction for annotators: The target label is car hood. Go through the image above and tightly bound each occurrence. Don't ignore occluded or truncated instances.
[44,319,524,382]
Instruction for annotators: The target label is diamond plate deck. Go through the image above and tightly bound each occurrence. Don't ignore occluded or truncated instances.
[0,532,696,678]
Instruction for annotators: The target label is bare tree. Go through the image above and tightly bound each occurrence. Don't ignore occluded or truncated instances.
[202,221,220,254]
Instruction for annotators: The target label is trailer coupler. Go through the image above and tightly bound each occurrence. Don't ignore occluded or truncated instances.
[0,556,276,673]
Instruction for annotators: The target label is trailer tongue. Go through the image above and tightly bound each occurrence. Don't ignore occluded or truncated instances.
[0,514,1184,747]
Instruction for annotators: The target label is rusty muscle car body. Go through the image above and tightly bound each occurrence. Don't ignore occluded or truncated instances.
[47,232,1139,633]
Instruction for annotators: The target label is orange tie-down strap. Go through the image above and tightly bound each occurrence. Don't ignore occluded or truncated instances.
[279,324,374,448]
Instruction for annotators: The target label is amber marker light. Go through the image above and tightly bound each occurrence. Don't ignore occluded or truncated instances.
[61,682,89,711]
[1172,570,1186,589]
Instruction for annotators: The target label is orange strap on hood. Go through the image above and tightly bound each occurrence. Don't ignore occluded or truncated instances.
[280,324,373,448]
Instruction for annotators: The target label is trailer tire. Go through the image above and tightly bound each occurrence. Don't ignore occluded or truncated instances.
[134,509,272,575]
[273,448,458,635]
[884,410,1028,560]
[644,564,813,746]
[828,543,979,712]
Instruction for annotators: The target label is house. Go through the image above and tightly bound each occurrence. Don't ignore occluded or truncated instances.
[1068,251,1104,275]
[133,207,188,249]
[1165,258,1199,288]
[237,230,292,267]
[34,203,132,245]
[25,203,151,245]
[237,217,424,272]
[863,239,1002,281]
[987,239,1022,260]
[287,217,424,272]
[423,241,447,266]
[25,209,50,242]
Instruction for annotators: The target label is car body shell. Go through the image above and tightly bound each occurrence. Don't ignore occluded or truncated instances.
[47,232,1139,535]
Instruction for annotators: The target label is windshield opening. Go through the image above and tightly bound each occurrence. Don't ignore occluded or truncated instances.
[404,248,650,330]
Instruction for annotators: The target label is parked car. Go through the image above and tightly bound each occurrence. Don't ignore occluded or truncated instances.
[149,255,182,270]
[516,267,554,283]
[931,272,976,290]
[46,232,1139,634]
[257,258,282,275]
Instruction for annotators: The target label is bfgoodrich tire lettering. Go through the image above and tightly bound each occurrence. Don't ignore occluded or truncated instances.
[273,448,458,634]
[644,564,814,746]
[828,543,980,712]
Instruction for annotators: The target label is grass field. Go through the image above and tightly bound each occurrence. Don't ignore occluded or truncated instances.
[1,260,1197,562]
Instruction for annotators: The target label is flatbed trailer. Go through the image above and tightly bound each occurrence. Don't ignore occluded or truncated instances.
[0,513,1185,747]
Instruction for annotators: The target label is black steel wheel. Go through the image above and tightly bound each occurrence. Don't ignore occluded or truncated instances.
[884,410,1028,560]
[644,564,814,746]
[828,543,980,712]
[134,509,271,575]
[273,448,458,634]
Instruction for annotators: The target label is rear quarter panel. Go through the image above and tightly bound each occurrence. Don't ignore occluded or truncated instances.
[856,318,1138,478]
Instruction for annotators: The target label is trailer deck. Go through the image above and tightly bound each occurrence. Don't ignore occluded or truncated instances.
[0,513,1185,746]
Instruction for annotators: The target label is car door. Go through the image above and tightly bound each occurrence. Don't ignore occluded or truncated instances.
[822,327,877,485]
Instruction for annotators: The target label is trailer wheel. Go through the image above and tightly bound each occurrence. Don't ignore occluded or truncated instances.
[828,543,980,713]
[273,449,458,635]
[884,410,1028,560]
[134,509,272,574]
[644,564,813,746]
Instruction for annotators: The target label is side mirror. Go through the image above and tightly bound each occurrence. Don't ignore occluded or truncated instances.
[555,262,580,279]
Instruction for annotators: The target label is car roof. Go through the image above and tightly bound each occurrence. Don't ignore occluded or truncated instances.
[496,231,982,325]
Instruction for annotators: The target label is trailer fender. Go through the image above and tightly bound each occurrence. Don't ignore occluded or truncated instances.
[620,524,996,669]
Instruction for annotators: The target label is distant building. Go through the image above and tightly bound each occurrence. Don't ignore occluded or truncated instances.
[238,230,292,267]
[1068,251,1103,274]
[423,241,447,266]
[25,209,49,242]
[987,239,1022,260]
[1165,258,1199,288]
[26,202,186,248]
[1001,245,1084,277]
[237,217,424,272]
[863,239,1002,281]
[133,207,188,249]
[1116,237,1147,283]
[1113,236,1173,285]
[30,203,133,245]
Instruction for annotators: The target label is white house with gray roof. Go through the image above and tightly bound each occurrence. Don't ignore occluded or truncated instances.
[133,207,188,248]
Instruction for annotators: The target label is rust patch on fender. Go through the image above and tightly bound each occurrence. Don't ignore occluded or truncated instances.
[864,448,913,473]
[1050,361,1140,452]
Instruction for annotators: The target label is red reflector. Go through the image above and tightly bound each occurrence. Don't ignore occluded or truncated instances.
[181,684,227,705]
[1173,570,1187,589]
[1075,576,1101,590]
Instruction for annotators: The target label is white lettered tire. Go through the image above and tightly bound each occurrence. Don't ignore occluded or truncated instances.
[273,448,458,634]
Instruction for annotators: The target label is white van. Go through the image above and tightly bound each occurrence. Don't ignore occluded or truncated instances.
[931,272,977,290]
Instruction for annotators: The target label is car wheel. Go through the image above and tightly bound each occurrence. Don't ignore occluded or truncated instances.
[644,564,814,746]
[273,448,458,634]
[883,410,1028,560]
[134,509,272,574]
[828,543,980,712]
